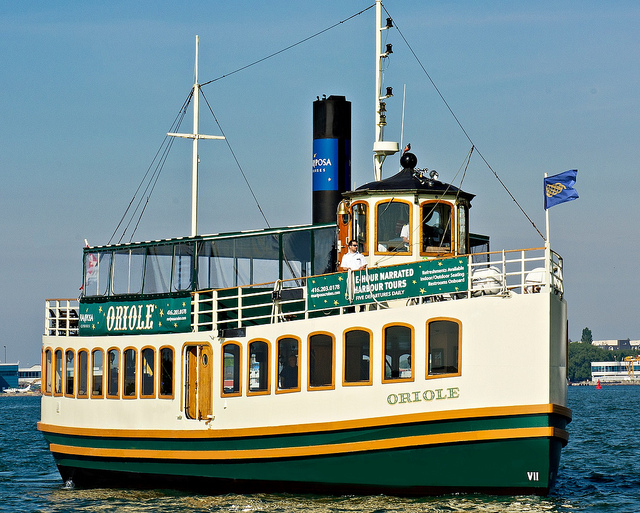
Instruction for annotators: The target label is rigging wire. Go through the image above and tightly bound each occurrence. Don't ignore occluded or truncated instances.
[111,6,374,241]
[200,89,272,229]
[385,7,545,241]
[108,90,192,245]
[200,4,375,87]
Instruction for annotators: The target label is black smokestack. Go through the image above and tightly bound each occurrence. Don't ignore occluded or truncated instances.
[312,95,351,224]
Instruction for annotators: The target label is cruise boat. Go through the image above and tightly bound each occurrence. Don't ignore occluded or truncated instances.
[38,1,571,495]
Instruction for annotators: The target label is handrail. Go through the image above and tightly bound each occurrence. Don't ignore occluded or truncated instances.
[47,247,563,336]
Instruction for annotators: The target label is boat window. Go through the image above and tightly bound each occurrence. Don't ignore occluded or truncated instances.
[112,248,145,295]
[91,349,104,398]
[313,226,338,275]
[83,251,112,297]
[458,205,468,255]
[383,324,414,382]
[344,329,371,385]
[172,242,195,292]
[376,200,411,254]
[54,349,63,395]
[123,348,136,398]
[282,231,312,281]
[141,347,155,398]
[77,350,88,398]
[44,349,52,395]
[107,348,120,398]
[143,245,173,294]
[277,337,300,392]
[65,350,75,397]
[309,333,334,389]
[352,202,368,254]
[248,340,270,394]
[222,342,241,395]
[159,347,174,398]
[427,319,461,378]
[421,202,452,254]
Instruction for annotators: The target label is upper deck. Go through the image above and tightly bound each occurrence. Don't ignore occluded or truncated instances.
[45,240,563,338]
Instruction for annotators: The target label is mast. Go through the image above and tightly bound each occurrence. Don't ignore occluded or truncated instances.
[372,0,398,181]
[168,35,225,237]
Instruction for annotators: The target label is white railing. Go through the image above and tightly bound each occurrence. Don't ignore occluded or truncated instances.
[193,247,564,333]
[45,299,79,336]
[46,248,563,336]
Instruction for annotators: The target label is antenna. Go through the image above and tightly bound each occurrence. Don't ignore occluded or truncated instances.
[372,0,399,181]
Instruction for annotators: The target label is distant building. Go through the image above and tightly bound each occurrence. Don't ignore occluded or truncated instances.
[591,359,640,382]
[19,365,41,386]
[0,363,19,391]
[592,339,632,350]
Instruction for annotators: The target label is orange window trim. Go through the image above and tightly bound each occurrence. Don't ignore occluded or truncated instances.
[308,331,336,391]
[381,322,415,384]
[425,317,462,380]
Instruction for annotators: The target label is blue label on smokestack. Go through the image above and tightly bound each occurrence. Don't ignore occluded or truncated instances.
[312,138,339,191]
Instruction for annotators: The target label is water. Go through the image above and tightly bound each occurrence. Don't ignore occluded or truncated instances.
[1,387,638,512]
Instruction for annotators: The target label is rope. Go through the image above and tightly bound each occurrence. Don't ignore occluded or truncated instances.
[385,6,545,241]
[200,89,271,229]
[200,4,375,87]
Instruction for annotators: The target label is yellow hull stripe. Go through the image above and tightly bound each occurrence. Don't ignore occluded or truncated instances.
[49,426,568,461]
[38,403,571,439]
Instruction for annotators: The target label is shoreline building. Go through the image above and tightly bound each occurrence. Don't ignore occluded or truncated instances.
[0,363,19,392]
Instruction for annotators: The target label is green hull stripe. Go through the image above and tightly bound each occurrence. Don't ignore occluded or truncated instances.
[50,425,566,460]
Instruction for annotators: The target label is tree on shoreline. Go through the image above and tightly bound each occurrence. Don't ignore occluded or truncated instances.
[568,342,638,382]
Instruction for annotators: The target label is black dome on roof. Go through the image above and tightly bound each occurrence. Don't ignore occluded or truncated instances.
[355,155,475,201]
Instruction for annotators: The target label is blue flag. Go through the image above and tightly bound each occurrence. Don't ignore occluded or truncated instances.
[544,170,578,209]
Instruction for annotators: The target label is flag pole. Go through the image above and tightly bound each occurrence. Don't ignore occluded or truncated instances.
[544,172,550,249]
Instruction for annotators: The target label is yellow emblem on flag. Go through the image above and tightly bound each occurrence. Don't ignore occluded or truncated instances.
[546,182,566,198]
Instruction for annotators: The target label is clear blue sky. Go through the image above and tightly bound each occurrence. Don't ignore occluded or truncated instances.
[1,1,639,365]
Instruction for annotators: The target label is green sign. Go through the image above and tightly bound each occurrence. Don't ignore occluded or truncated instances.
[78,296,191,336]
[307,256,468,310]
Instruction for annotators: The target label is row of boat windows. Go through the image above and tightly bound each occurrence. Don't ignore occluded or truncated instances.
[223,320,460,395]
[42,346,174,399]
[42,319,461,400]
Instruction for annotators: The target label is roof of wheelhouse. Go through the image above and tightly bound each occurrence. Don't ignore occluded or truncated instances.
[350,152,475,202]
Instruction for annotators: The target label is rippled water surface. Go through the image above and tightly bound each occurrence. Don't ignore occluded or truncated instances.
[2,387,639,512]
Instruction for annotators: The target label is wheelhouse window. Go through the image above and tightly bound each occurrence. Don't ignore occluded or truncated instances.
[457,204,468,255]
[73,349,87,398]
[427,319,461,377]
[383,324,413,382]
[107,348,120,398]
[309,333,334,389]
[65,350,75,397]
[421,201,452,254]
[44,349,52,395]
[352,202,368,254]
[123,348,136,398]
[277,337,300,392]
[376,200,411,254]
[159,347,174,398]
[91,349,104,398]
[54,349,63,395]
[344,329,371,385]
[222,342,241,396]
[248,340,270,394]
[141,347,155,398]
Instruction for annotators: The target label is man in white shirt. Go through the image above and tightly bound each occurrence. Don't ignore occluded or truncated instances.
[339,240,367,271]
